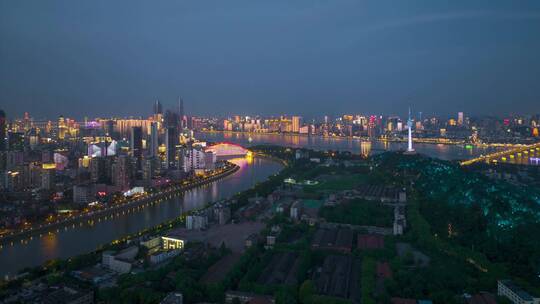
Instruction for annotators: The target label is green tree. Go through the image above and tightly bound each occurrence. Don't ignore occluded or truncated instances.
[299,280,316,304]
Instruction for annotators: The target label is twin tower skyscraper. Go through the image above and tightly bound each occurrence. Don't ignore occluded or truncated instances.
[152,97,187,169]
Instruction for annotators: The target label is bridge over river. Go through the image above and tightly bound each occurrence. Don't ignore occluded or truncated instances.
[460,142,540,166]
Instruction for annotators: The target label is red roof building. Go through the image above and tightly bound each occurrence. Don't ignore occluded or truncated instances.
[376,262,392,279]
[357,234,384,250]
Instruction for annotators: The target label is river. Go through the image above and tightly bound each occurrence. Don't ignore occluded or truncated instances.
[0,157,283,278]
[196,131,504,160]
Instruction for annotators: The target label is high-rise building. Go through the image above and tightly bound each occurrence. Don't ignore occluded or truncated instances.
[113,155,131,191]
[41,166,55,190]
[0,110,6,151]
[182,145,214,173]
[458,112,464,126]
[58,115,67,140]
[292,116,302,133]
[90,157,112,184]
[143,157,159,182]
[130,126,143,159]
[178,97,185,131]
[153,100,163,115]
[73,184,91,205]
[149,122,159,157]
[165,127,178,169]
[115,119,152,138]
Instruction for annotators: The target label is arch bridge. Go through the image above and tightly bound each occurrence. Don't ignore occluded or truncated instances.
[205,142,250,160]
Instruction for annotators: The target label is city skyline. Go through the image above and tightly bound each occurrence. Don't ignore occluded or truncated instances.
[2,1,540,118]
[1,2,540,302]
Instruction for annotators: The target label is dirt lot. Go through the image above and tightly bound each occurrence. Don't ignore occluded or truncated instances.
[169,221,265,253]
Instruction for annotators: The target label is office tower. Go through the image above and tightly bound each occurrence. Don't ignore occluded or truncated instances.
[143,157,159,182]
[292,116,301,133]
[58,115,67,140]
[458,112,464,126]
[178,97,185,131]
[130,126,143,159]
[0,110,5,151]
[165,127,178,169]
[149,122,159,157]
[164,110,179,129]
[153,100,163,115]
[90,157,112,184]
[113,155,131,191]
[115,119,152,138]
[41,166,55,190]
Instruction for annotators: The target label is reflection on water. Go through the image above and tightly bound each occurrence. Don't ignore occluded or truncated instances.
[360,141,371,158]
[42,234,58,261]
[0,157,283,278]
[200,132,504,161]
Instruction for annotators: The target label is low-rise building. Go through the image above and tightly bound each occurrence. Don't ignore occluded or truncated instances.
[225,291,275,304]
[162,234,187,251]
[149,249,181,265]
[102,246,138,274]
[140,236,161,250]
[186,215,208,230]
[160,292,183,304]
[41,286,94,304]
[498,280,540,304]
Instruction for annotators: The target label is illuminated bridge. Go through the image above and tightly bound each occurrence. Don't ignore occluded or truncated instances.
[460,142,540,166]
[205,142,250,160]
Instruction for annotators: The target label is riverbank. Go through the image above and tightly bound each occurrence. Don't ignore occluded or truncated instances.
[0,162,240,246]
[0,156,286,284]
[0,156,284,279]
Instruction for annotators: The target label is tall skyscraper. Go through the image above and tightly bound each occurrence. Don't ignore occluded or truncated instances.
[292,116,302,133]
[130,126,143,159]
[164,110,179,129]
[149,122,159,158]
[0,110,6,151]
[458,112,464,126]
[178,97,185,131]
[153,100,163,115]
[113,155,131,191]
[165,127,178,169]
[58,115,67,140]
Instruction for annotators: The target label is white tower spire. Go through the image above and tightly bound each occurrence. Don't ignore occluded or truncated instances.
[407,107,415,153]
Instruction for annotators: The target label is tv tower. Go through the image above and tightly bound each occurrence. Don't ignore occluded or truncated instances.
[406,107,415,154]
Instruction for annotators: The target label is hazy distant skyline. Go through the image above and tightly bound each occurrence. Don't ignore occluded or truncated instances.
[1,1,540,119]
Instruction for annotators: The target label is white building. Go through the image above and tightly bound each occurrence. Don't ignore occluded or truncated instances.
[182,147,216,173]
[102,247,138,274]
[290,200,303,220]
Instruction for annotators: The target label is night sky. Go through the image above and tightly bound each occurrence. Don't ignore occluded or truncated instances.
[1,1,539,120]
